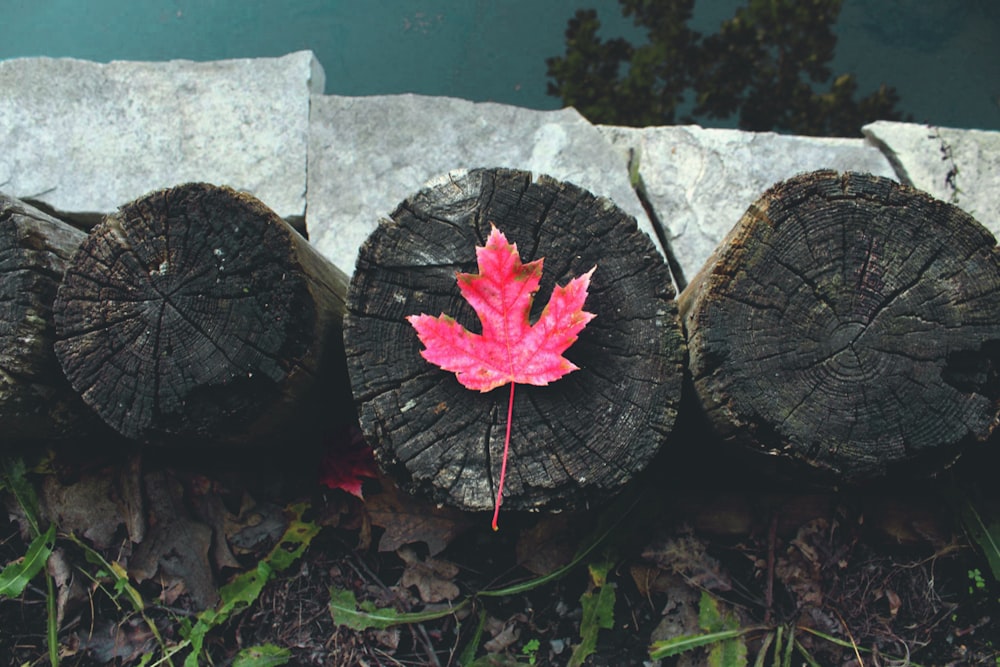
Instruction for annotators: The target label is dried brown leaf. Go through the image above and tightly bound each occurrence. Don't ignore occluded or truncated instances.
[188,475,242,570]
[649,572,701,643]
[629,563,675,598]
[885,588,902,618]
[223,495,288,556]
[38,469,129,550]
[373,627,400,651]
[775,519,829,609]
[483,614,525,653]
[515,514,576,576]
[641,532,732,592]
[128,471,218,609]
[398,545,460,603]
[365,476,472,556]
[130,516,217,607]
[48,547,87,628]
[76,618,156,664]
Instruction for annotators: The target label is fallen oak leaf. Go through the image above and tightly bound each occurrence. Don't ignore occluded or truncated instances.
[365,474,473,556]
[398,545,461,603]
[408,225,595,529]
[128,471,218,609]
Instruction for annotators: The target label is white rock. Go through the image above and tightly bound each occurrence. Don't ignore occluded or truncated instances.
[0,51,323,221]
[863,121,1000,236]
[307,94,653,275]
[599,125,897,285]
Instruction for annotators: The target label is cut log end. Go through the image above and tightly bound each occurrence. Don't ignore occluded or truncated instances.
[680,170,1000,481]
[54,183,350,445]
[345,168,686,512]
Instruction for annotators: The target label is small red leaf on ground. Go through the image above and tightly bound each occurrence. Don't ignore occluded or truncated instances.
[319,425,379,499]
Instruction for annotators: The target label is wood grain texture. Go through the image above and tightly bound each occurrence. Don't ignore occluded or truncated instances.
[679,170,1000,481]
[0,194,106,441]
[345,168,686,512]
[54,183,350,445]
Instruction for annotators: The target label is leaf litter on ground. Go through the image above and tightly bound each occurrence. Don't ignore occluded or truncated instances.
[5,429,1000,666]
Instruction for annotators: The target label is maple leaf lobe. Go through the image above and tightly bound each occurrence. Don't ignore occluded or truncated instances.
[407,226,595,393]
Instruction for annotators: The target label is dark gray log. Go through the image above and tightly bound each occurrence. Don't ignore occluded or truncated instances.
[679,170,1000,481]
[54,183,351,445]
[0,194,105,440]
[344,168,686,513]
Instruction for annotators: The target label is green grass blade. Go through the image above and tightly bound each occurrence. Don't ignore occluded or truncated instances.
[232,644,292,666]
[0,523,55,597]
[780,625,794,667]
[329,587,469,631]
[458,608,488,666]
[1,456,42,536]
[951,490,1000,581]
[68,532,146,612]
[793,640,823,667]
[47,564,59,666]
[650,629,749,660]
[752,631,774,667]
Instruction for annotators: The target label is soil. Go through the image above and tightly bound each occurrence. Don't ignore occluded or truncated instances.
[2,425,1000,667]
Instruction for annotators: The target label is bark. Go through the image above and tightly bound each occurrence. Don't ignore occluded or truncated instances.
[0,194,105,441]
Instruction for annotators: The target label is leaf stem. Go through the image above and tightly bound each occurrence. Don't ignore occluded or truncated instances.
[492,382,516,531]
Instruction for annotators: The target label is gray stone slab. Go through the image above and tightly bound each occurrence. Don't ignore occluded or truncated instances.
[307,94,653,275]
[0,51,323,222]
[863,121,1000,236]
[599,125,897,286]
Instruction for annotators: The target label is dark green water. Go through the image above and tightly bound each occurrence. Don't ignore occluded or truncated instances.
[2,0,997,131]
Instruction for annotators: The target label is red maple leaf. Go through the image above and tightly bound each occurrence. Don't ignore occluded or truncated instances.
[319,425,380,498]
[407,225,595,529]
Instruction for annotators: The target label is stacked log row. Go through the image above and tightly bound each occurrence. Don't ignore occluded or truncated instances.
[5,167,996,499]
[0,194,107,441]
[343,168,687,512]
[679,170,1000,481]
[53,183,352,446]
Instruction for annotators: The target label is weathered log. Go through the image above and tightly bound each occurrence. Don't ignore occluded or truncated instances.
[344,168,686,512]
[53,183,351,445]
[0,194,107,440]
[679,170,1000,481]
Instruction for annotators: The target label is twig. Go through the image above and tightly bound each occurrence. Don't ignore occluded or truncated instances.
[765,513,778,625]
[835,608,865,666]
[410,623,443,667]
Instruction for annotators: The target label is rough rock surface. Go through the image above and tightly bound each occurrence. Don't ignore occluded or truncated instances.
[863,121,1000,237]
[599,125,897,286]
[306,94,654,276]
[0,51,323,222]
[2,48,995,292]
